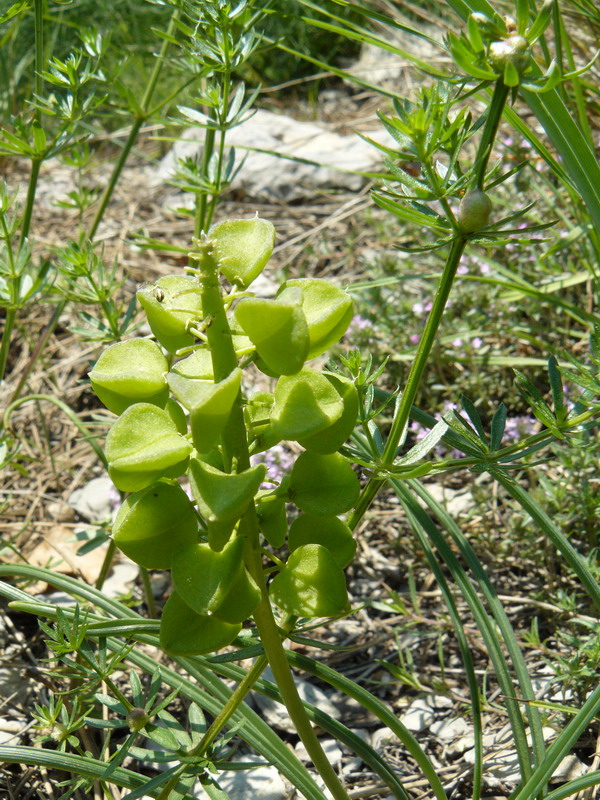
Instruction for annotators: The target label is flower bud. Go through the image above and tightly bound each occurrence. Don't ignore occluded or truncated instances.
[489,34,530,74]
[458,190,492,233]
[127,707,149,733]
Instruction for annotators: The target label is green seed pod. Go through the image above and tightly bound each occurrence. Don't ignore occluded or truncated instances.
[188,458,266,550]
[208,217,276,289]
[167,368,242,454]
[105,403,192,492]
[271,367,344,442]
[112,481,198,569]
[269,543,349,618]
[288,514,356,568]
[298,373,359,454]
[160,591,241,656]
[89,339,169,415]
[289,451,360,516]
[279,279,354,360]
[235,289,310,376]
[137,275,203,354]
[458,189,492,233]
[171,537,260,624]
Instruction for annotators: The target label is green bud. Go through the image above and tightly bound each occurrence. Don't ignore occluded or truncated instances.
[489,34,530,74]
[458,189,492,233]
[127,708,149,732]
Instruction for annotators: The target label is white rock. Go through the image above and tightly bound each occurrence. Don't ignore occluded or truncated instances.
[462,725,582,788]
[155,109,390,202]
[101,559,139,599]
[253,668,341,734]
[399,695,453,733]
[371,727,398,753]
[550,754,587,782]
[68,476,119,523]
[345,26,444,87]
[420,482,474,517]
[0,718,24,746]
[295,737,343,769]
[430,716,472,742]
[195,754,287,800]
[0,668,30,704]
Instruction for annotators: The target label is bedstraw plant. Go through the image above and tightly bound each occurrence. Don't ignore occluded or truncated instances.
[2,0,600,799]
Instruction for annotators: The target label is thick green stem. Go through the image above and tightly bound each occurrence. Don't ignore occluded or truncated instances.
[193,242,351,800]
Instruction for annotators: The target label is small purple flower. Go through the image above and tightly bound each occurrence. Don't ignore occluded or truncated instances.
[471,337,483,349]
[412,300,433,316]
[251,444,296,486]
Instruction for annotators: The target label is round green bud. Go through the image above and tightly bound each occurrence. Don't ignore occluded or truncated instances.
[489,34,530,74]
[127,707,149,732]
[458,190,492,233]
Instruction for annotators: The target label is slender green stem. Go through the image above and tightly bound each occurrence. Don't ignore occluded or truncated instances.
[195,120,216,238]
[192,654,268,756]
[349,78,511,534]
[139,568,157,618]
[19,158,42,247]
[33,0,45,112]
[348,235,467,531]
[205,74,231,229]
[89,7,180,240]
[382,235,467,465]
[0,308,17,384]
[95,540,116,592]
[87,118,144,240]
[474,79,510,189]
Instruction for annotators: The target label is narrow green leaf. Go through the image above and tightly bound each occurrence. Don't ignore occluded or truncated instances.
[547,355,566,423]
[489,403,507,450]
[461,396,487,442]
